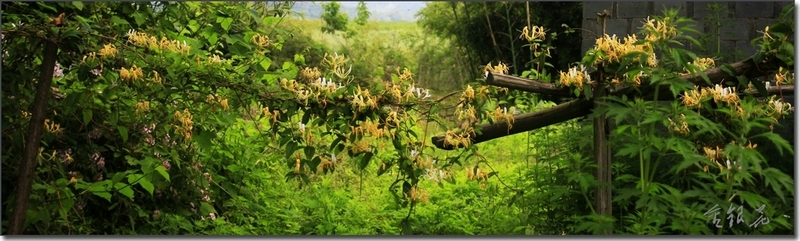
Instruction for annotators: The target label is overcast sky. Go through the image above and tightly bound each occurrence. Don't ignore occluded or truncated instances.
[329,1,427,20]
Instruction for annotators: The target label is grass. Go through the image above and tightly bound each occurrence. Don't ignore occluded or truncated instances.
[279,17,423,53]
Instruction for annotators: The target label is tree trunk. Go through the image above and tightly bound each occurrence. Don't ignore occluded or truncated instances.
[7,39,59,235]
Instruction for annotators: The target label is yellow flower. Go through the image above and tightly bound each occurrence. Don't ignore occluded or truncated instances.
[461,85,475,102]
[44,119,62,134]
[684,57,716,74]
[398,67,414,82]
[484,62,509,75]
[98,43,118,59]
[173,109,194,141]
[135,101,151,117]
[151,71,162,84]
[250,34,271,49]
[300,67,322,81]
[667,114,689,135]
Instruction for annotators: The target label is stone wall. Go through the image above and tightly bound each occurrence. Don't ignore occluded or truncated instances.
[581,1,794,63]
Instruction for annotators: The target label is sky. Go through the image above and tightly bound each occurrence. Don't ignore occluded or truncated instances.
[309,1,428,22]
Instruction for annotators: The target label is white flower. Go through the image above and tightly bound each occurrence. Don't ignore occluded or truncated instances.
[410,149,419,159]
[298,122,306,132]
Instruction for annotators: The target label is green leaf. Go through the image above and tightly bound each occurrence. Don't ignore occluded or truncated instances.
[115,183,134,200]
[118,126,128,143]
[507,191,523,207]
[263,16,279,26]
[155,166,170,182]
[207,32,219,46]
[88,181,112,202]
[92,191,112,202]
[71,1,84,10]
[187,20,200,33]
[777,43,794,66]
[294,54,305,64]
[132,12,146,26]
[110,16,128,26]
[200,202,216,214]
[82,109,92,124]
[220,17,234,31]
[259,58,272,71]
[111,172,127,184]
[285,141,298,159]
[359,152,374,170]
[521,70,531,78]
[138,178,155,196]
[228,42,252,56]
[282,61,295,71]
[194,129,215,150]
[304,146,315,159]
[127,174,144,184]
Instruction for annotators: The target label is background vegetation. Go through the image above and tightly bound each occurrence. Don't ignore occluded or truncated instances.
[1,1,795,235]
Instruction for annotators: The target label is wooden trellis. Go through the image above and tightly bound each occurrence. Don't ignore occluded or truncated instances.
[431,11,795,235]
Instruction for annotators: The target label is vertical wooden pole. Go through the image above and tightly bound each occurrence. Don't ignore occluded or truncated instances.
[8,29,60,235]
[594,10,613,235]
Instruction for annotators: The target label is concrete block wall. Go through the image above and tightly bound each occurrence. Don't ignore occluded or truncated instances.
[581,1,794,63]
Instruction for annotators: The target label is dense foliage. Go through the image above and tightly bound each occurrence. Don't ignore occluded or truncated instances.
[1,1,795,235]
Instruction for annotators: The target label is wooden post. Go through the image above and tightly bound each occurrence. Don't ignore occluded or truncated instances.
[594,10,613,235]
[7,27,60,234]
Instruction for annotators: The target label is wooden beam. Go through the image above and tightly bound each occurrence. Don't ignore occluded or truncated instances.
[431,98,593,150]
[434,55,791,151]
[612,55,788,98]
[640,85,796,101]
[429,85,792,151]
[484,57,780,99]
[679,57,781,88]
[484,71,572,97]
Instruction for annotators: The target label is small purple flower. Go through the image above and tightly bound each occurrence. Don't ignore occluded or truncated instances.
[145,136,156,146]
[53,63,64,78]
[88,128,103,139]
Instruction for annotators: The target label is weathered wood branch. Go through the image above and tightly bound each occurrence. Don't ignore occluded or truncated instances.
[431,98,593,150]
[484,72,572,97]
[434,53,792,150]
[645,85,795,101]
[679,56,781,88]
[487,54,787,97]
[610,55,788,97]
